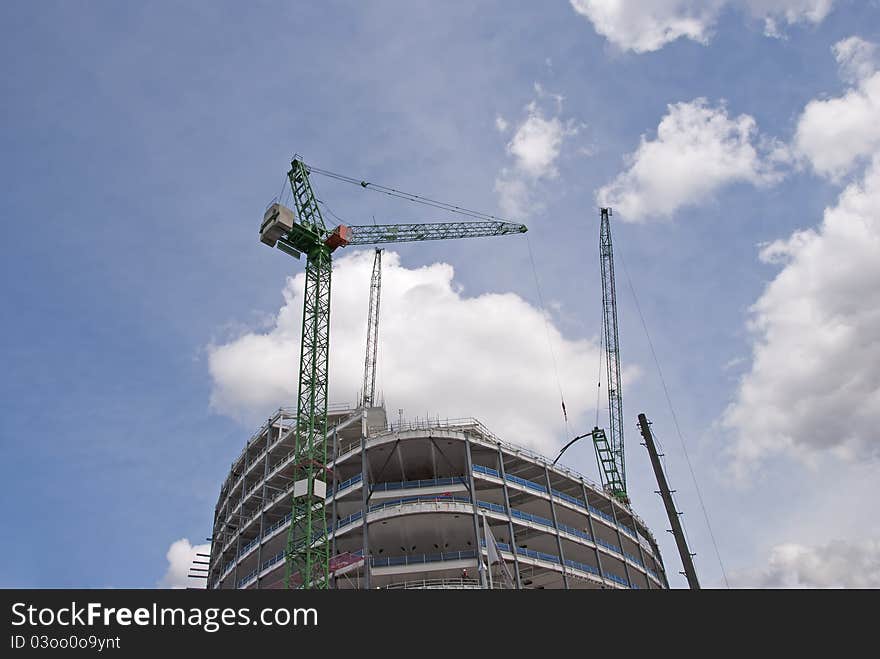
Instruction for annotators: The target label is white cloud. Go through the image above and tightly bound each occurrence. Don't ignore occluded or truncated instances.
[568,1,834,52]
[745,0,834,26]
[722,155,880,471]
[833,36,878,84]
[495,115,509,133]
[569,0,723,53]
[794,39,880,180]
[747,0,834,38]
[159,538,210,589]
[597,98,783,221]
[733,539,880,587]
[208,250,626,455]
[506,102,574,179]
[507,110,568,179]
[494,173,533,218]
[494,88,580,219]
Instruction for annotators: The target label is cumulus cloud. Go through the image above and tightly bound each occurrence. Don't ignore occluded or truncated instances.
[495,85,580,218]
[569,0,722,53]
[794,38,880,180]
[493,176,532,219]
[208,250,624,455]
[569,0,834,52]
[159,538,210,589]
[748,0,835,38]
[722,155,880,471]
[833,36,878,84]
[506,108,570,178]
[597,98,784,221]
[733,539,880,587]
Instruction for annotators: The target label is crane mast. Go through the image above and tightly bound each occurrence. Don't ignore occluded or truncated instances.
[259,158,527,588]
[362,249,382,407]
[593,207,628,504]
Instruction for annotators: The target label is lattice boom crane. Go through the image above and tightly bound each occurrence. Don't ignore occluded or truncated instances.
[362,249,382,408]
[592,207,628,504]
[258,158,527,589]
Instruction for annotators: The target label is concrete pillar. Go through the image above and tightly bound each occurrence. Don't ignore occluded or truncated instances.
[360,416,371,590]
[581,479,607,587]
[608,500,633,589]
[464,436,486,588]
[256,419,271,589]
[544,466,569,589]
[496,445,522,589]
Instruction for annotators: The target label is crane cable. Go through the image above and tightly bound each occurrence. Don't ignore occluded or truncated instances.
[305,162,519,224]
[525,234,571,436]
[596,311,605,428]
[616,246,730,589]
[650,424,700,576]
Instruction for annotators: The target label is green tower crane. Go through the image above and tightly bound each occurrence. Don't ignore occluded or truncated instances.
[592,207,628,504]
[258,158,527,588]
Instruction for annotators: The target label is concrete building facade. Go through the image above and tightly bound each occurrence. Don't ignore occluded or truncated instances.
[208,405,668,590]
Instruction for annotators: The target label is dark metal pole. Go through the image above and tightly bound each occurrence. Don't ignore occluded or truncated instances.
[637,413,700,590]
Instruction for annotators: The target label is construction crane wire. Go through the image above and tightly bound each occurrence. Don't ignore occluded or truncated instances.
[616,246,730,589]
[277,172,290,208]
[649,423,698,568]
[525,234,571,437]
[596,309,605,428]
[315,198,345,229]
[304,162,518,224]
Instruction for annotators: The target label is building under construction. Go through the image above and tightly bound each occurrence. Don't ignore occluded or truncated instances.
[204,158,678,590]
[206,405,668,589]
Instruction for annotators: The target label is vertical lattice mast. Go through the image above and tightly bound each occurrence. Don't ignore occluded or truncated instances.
[285,160,332,589]
[598,207,627,498]
[362,249,383,407]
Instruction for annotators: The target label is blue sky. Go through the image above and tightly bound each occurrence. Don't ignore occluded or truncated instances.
[2,1,879,588]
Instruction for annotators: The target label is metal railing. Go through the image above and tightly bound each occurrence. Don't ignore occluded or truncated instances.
[564,558,601,576]
[223,493,634,583]
[372,549,477,568]
[473,466,641,548]
[332,494,472,532]
[383,578,483,589]
[595,537,623,555]
[372,476,465,492]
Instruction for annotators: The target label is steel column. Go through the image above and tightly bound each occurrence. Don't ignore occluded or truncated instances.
[361,416,371,590]
[544,466,569,589]
[580,480,608,587]
[608,499,634,589]
[496,445,522,589]
[464,437,486,588]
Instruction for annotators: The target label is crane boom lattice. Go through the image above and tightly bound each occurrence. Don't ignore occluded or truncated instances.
[362,249,382,407]
[594,207,627,503]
